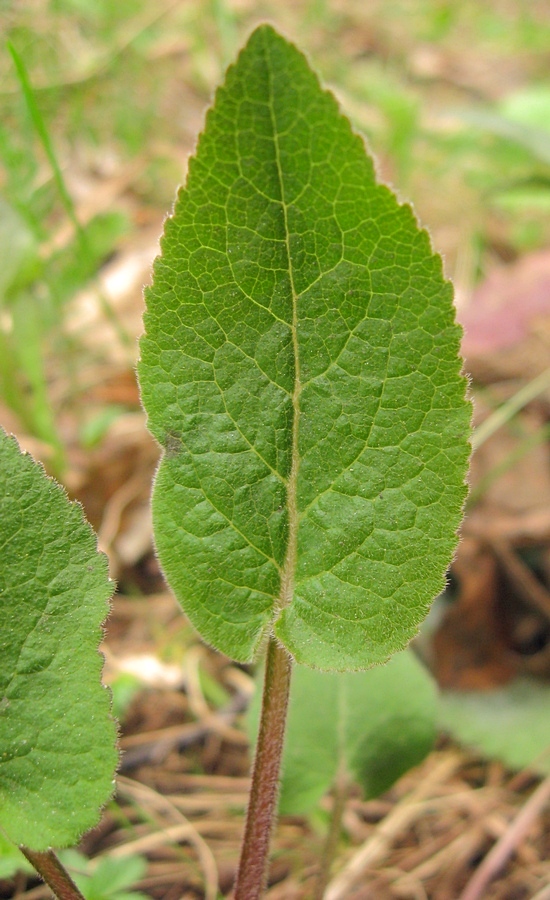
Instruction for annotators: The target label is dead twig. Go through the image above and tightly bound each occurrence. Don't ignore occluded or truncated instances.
[116,775,219,900]
[324,753,463,900]
[119,691,248,769]
[459,773,550,900]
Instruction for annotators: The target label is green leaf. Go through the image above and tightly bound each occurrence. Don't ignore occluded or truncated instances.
[249,650,437,815]
[439,678,550,774]
[0,429,118,849]
[138,25,470,669]
[59,851,148,900]
[0,832,34,879]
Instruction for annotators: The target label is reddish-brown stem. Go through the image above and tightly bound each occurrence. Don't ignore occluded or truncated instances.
[234,636,292,900]
[20,847,86,900]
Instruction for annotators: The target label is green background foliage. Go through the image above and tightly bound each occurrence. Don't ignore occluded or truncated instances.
[0,429,118,850]
[139,25,470,669]
[439,678,550,774]
[249,650,437,815]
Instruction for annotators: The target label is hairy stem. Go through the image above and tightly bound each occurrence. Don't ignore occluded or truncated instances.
[20,848,86,900]
[234,637,292,900]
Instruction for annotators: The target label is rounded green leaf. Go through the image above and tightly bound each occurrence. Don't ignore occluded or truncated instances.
[138,25,470,669]
[0,429,118,849]
[275,650,437,815]
[439,678,550,774]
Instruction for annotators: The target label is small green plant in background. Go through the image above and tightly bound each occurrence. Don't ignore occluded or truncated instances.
[0,24,470,900]
[0,839,147,900]
[57,851,149,900]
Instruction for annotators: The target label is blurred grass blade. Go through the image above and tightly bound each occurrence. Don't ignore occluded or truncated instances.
[455,107,550,167]
[7,41,84,244]
[472,367,550,450]
[469,423,550,506]
[8,41,131,349]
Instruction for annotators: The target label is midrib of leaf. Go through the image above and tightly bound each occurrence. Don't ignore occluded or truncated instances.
[139,26,471,669]
[264,37,300,617]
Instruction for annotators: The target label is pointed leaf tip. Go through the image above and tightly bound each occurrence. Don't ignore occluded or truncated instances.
[138,27,471,669]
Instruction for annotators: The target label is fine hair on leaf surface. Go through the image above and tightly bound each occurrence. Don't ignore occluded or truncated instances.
[0,428,118,850]
[138,24,471,672]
